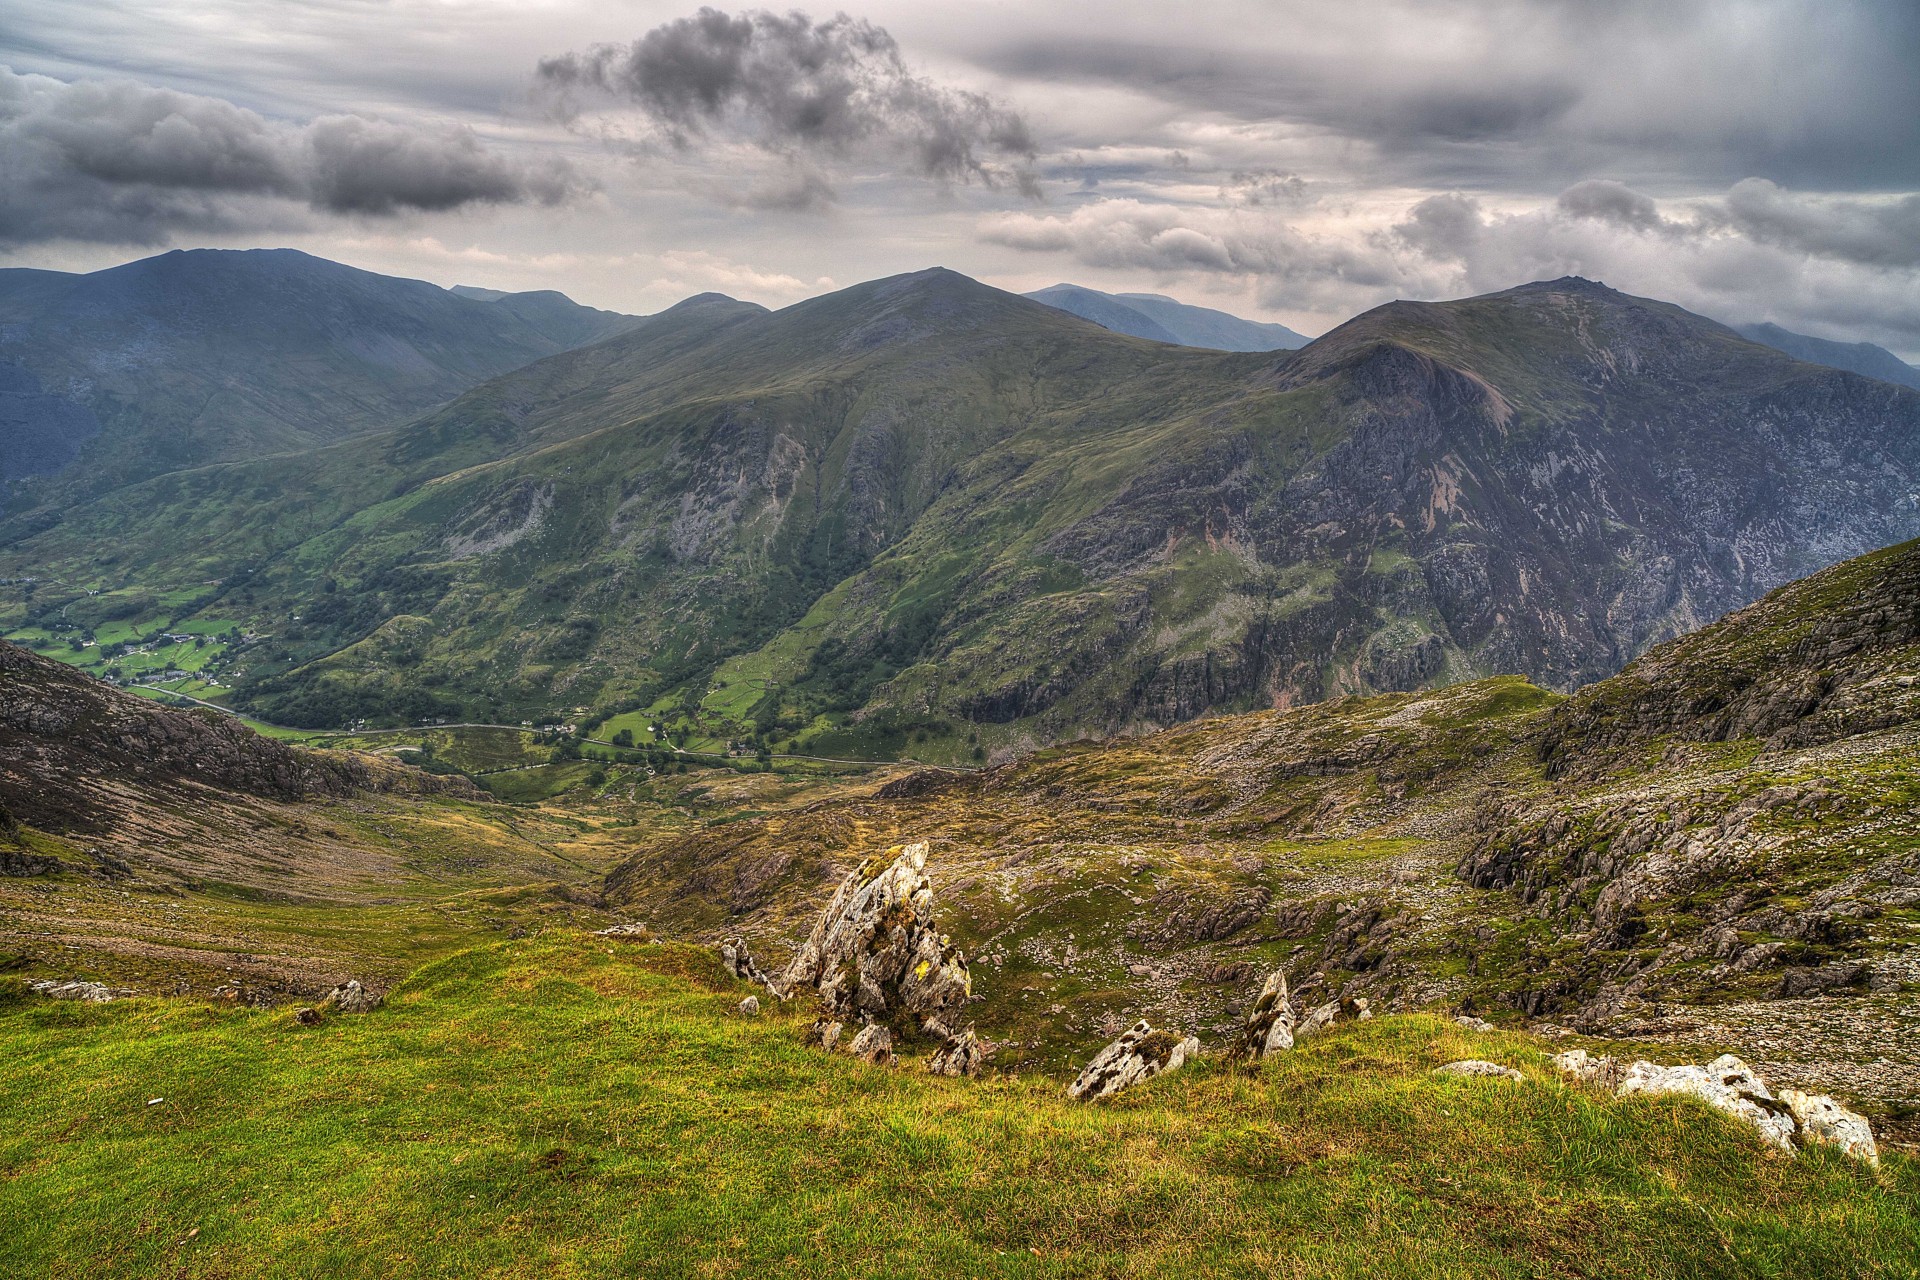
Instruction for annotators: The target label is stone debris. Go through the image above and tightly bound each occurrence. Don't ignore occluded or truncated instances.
[719,936,780,994]
[1779,1089,1879,1168]
[595,922,655,941]
[29,979,130,1003]
[781,841,983,1073]
[1067,1020,1200,1102]
[1434,1060,1523,1081]
[847,1023,893,1066]
[927,1028,989,1077]
[319,980,382,1014]
[736,995,760,1017]
[1294,995,1371,1043]
[1453,1015,1496,1032]
[1552,1050,1878,1165]
[1235,970,1295,1059]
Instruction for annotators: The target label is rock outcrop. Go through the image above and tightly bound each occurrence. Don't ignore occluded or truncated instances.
[1434,1060,1523,1082]
[1067,1020,1200,1102]
[779,841,982,1073]
[927,1028,988,1077]
[719,936,779,994]
[30,979,129,1003]
[847,1023,893,1066]
[1294,995,1371,1043]
[319,980,382,1014]
[1234,970,1295,1059]
[1552,1050,1878,1165]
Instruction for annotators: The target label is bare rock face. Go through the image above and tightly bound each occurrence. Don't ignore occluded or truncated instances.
[1294,995,1371,1043]
[1617,1054,1797,1150]
[1067,1020,1200,1102]
[780,841,982,1072]
[847,1023,893,1066]
[1780,1089,1880,1168]
[1235,970,1295,1059]
[1434,1060,1523,1082]
[319,980,382,1014]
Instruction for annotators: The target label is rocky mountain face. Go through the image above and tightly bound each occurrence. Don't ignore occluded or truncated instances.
[599,538,1920,1124]
[1026,283,1311,351]
[1734,322,1920,391]
[6,269,1920,758]
[0,248,640,504]
[0,640,471,839]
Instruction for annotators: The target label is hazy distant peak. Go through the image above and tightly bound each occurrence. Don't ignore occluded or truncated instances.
[1024,283,1309,352]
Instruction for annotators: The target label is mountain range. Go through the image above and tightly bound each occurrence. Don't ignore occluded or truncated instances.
[1733,321,1920,391]
[1024,282,1312,350]
[5,253,1920,764]
[0,248,637,501]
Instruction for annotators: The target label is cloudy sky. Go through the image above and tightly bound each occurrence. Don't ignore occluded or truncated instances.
[3,0,1917,353]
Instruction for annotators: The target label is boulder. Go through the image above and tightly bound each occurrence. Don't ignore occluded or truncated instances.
[1235,970,1295,1059]
[806,1019,845,1052]
[736,995,760,1017]
[1434,1060,1523,1082]
[29,979,129,1003]
[1780,1089,1879,1167]
[294,1007,323,1026]
[1067,1020,1200,1102]
[1294,995,1371,1043]
[1550,1048,1626,1091]
[1453,1015,1496,1032]
[1618,1054,1797,1150]
[847,1023,893,1066]
[319,980,382,1014]
[927,1027,989,1077]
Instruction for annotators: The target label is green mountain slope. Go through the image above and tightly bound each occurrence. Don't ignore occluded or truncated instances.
[0,248,640,504]
[5,271,1919,756]
[1028,282,1311,350]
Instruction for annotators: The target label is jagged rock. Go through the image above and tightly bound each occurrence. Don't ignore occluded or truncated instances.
[294,1007,323,1026]
[719,936,779,994]
[1434,1060,1523,1081]
[1235,970,1295,1059]
[1453,1015,1496,1032]
[736,995,760,1016]
[1780,1089,1879,1167]
[778,841,971,1032]
[1617,1055,1797,1150]
[29,979,129,1003]
[1551,1048,1626,1091]
[1067,1020,1200,1102]
[806,1019,845,1052]
[1294,995,1371,1042]
[847,1023,893,1066]
[319,980,381,1014]
[927,1027,989,1077]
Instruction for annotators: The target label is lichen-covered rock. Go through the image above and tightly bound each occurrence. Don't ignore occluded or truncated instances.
[30,979,129,1003]
[1453,1015,1496,1032]
[1067,1020,1200,1102]
[1618,1054,1797,1150]
[1235,970,1295,1059]
[319,980,381,1014]
[927,1027,989,1077]
[1294,995,1371,1043]
[1780,1089,1879,1167]
[1434,1060,1523,1081]
[847,1023,893,1066]
[779,842,972,1034]
[1551,1048,1626,1091]
[806,1019,845,1052]
[736,995,760,1016]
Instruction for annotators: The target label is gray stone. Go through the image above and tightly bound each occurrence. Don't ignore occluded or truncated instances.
[847,1023,893,1066]
[1434,1059,1523,1081]
[1780,1089,1879,1167]
[1235,970,1295,1059]
[736,995,760,1016]
[807,1019,845,1052]
[29,979,129,1003]
[1294,995,1371,1042]
[1067,1020,1200,1102]
[319,980,382,1014]
[719,936,780,994]
[927,1027,989,1077]
[1453,1015,1496,1032]
[1551,1048,1626,1091]
[1617,1055,1797,1150]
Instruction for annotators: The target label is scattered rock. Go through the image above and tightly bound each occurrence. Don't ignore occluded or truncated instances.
[1434,1060,1523,1082]
[736,995,760,1016]
[1067,1020,1200,1102]
[927,1027,989,1077]
[1294,995,1371,1043]
[595,922,655,941]
[1453,1015,1496,1032]
[1617,1055,1797,1150]
[805,1019,845,1052]
[294,1007,323,1026]
[29,979,129,1003]
[1780,1089,1879,1168]
[1235,970,1295,1059]
[319,980,381,1014]
[719,936,779,994]
[847,1023,893,1066]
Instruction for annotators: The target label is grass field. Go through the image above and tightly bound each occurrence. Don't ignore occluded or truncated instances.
[1,935,1912,1279]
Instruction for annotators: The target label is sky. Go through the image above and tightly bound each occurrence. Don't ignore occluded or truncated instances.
[2,0,1917,354]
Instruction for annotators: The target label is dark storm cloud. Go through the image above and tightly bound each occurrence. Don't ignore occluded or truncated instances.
[536,8,1036,198]
[0,66,583,245]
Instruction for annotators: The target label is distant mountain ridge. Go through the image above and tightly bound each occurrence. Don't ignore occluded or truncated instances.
[1732,322,1920,390]
[0,248,641,503]
[1025,282,1310,351]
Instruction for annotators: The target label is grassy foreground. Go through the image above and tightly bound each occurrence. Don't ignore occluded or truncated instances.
[1,936,1913,1279]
